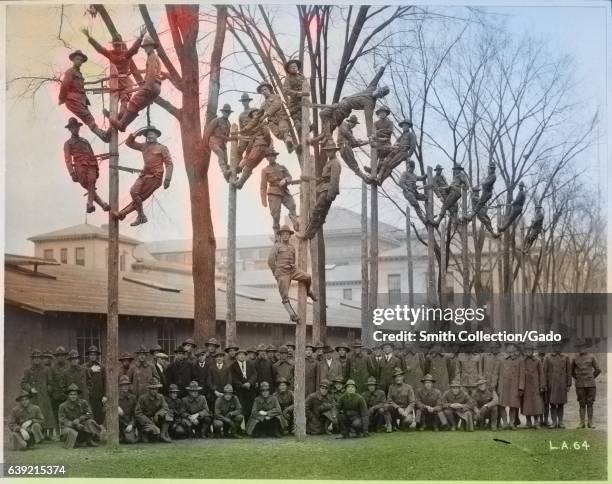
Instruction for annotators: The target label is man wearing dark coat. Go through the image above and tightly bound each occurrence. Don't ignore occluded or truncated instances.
[134,377,171,442]
[317,346,343,388]
[65,350,89,403]
[274,378,295,433]
[335,342,351,382]
[58,384,100,448]
[255,344,274,391]
[192,348,209,395]
[403,347,426,391]
[385,368,416,430]
[49,346,70,432]
[207,350,232,408]
[496,344,522,430]
[129,345,155,398]
[571,339,601,429]
[441,379,475,431]
[84,345,106,425]
[165,347,193,398]
[544,345,571,428]
[246,382,286,437]
[305,344,319,397]
[118,375,139,443]
[182,381,212,438]
[361,376,390,432]
[231,349,258,417]
[273,346,295,389]
[305,379,337,435]
[520,345,545,429]
[348,340,370,394]
[164,384,188,439]
[379,343,403,393]
[21,349,55,439]
[498,181,526,233]
[424,346,452,392]
[471,378,499,430]
[213,384,244,437]
[337,380,369,438]
[415,374,448,431]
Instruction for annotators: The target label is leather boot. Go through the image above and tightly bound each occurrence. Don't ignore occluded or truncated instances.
[587,404,595,428]
[160,423,172,443]
[578,406,586,428]
[558,406,565,429]
[94,195,110,211]
[282,301,299,322]
[90,124,111,143]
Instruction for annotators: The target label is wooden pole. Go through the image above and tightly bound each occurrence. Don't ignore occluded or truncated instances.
[406,206,414,308]
[488,236,495,324]
[226,123,238,344]
[361,180,369,340]
[425,167,437,306]
[520,220,527,332]
[440,220,447,308]
[294,77,311,441]
[496,208,504,331]
[366,112,378,346]
[105,64,119,447]
[461,188,470,308]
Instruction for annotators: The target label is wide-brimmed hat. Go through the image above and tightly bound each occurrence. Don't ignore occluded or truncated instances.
[256,82,274,94]
[266,344,277,352]
[344,379,357,388]
[313,341,325,350]
[223,384,234,393]
[434,164,443,171]
[366,376,377,386]
[347,115,360,125]
[332,376,344,384]
[239,92,253,102]
[42,350,54,358]
[168,384,180,393]
[285,342,296,350]
[65,117,83,129]
[284,59,302,73]
[375,106,391,115]
[220,104,233,113]
[256,344,267,352]
[305,343,315,350]
[141,35,158,48]
[398,119,413,127]
[276,377,288,385]
[246,348,257,355]
[266,148,280,158]
[449,378,462,388]
[214,350,226,358]
[194,348,206,357]
[323,345,335,354]
[259,381,270,391]
[119,352,134,361]
[147,377,163,389]
[392,367,405,377]
[278,224,294,235]
[452,163,464,172]
[174,347,187,354]
[225,343,239,353]
[476,378,488,386]
[185,381,202,392]
[135,345,148,354]
[236,348,247,355]
[206,338,220,348]
[54,346,68,356]
[66,383,81,394]
[278,346,289,354]
[16,391,31,402]
[149,344,163,354]
[67,350,79,360]
[350,339,363,348]
[182,338,197,348]
[137,125,162,137]
[69,49,88,62]
[420,374,436,383]
[335,342,350,352]
[87,345,101,355]
[319,379,330,388]
[30,349,42,358]
[119,375,131,386]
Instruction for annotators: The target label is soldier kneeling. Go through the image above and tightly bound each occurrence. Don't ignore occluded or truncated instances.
[9,392,44,450]
[415,374,448,431]
[385,368,416,430]
[213,384,244,438]
[472,378,499,430]
[337,380,369,438]
[135,377,171,443]
[361,377,391,433]
[165,384,189,439]
[246,382,286,437]
[305,379,338,435]
[118,375,139,443]
[58,384,101,448]
[441,379,475,431]
[275,378,294,434]
[182,381,212,438]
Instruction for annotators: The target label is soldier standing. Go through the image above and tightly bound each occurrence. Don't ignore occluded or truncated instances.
[58,384,100,448]
[205,338,222,363]
[496,344,522,430]
[572,339,601,429]
[520,344,545,429]
[424,345,452,392]
[385,368,416,430]
[361,376,390,432]
[305,344,319,397]
[129,345,155,398]
[118,352,134,382]
[182,338,198,364]
[58,49,110,142]
[457,350,482,394]
[317,346,343,388]
[63,118,110,213]
[203,104,234,181]
[166,347,193,398]
[544,344,571,428]
[84,345,106,425]
[441,379,475,431]
[260,149,299,234]
[403,345,426,391]
[348,340,370,394]
[8,392,44,450]
[150,345,167,393]
[135,377,171,442]
[213,384,244,438]
[335,343,351,382]
[371,119,416,185]
[118,375,139,443]
[49,346,70,432]
[297,144,342,240]
[415,374,448,431]
[246,382,286,437]
[273,346,295,389]
[113,126,173,226]
[192,349,209,395]
[471,378,499,430]
[255,344,274,391]
[65,350,89,403]
[21,349,55,440]
[337,380,369,438]
[336,114,370,182]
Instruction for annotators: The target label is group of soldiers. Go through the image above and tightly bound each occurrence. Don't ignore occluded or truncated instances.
[9,336,601,449]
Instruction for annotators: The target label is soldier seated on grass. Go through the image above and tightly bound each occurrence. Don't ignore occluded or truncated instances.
[441,379,475,432]
[213,384,244,438]
[361,377,391,433]
[9,392,44,450]
[165,384,189,439]
[58,384,101,448]
[385,368,415,431]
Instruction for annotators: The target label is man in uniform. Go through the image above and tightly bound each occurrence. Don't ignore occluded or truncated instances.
[496,343,522,430]
[274,377,294,433]
[370,119,416,185]
[205,338,222,363]
[84,345,106,425]
[544,343,571,428]
[150,344,167,393]
[361,376,390,433]
[305,344,319,397]
[118,375,139,443]
[521,344,545,429]
[58,384,100,448]
[373,105,394,161]
[273,346,295,389]
[237,92,255,160]
[348,340,369,394]
[572,339,601,429]
[207,350,231,409]
[471,378,498,430]
[257,82,294,153]
[166,347,193,398]
[415,374,448,431]
[337,380,369,438]
[231,348,258,417]
[21,349,55,440]
[65,350,89,402]
[129,345,155,398]
[49,346,70,432]
[399,161,431,225]
[471,187,497,235]
[282,59,307,136]
[457,350,481,394]
[81,26,146,117]
[305,379,337,435]
[260,148,299,234]
[204,104,234,181]
[379,343,403,393]
[433,164,470,226]
[268,225,317,321]
[297,144,342,240]
[232,109,272,189]
[113,125,173,226]
[441,379,475,431]
[9,392,44,450]
[59,49,110,141]
[182,338,198,363]
[336,114,370,182]
[468,162,496,218]
[317,346,343,389]
[523,205,544,253]
[386,368,416,430]
[118,352,134,381]
[164,384,188,439]
[335,342,351,382]
[246,381,286,437]
[432,164,459,222]
[106,35,163,132]
[213,384,244,438]
[403,344,426,391]
[63,117,110,213]
[498,181,526,234]
[135,377,171,442]
[255,344,274,391]
[182,381,212,438]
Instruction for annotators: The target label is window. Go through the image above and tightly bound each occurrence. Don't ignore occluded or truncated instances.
[343,288,353,300]
[76,322,101,364]
[388,274,401,305]
[43,249,54,260]
[60,248,68,264]
[75,247,85,266]
[157,321,176,357]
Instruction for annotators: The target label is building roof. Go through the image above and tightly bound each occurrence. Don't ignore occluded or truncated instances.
[4,258,360,328]
[322,207,401,239]
[28,223,141,246]
[145,234,276,255]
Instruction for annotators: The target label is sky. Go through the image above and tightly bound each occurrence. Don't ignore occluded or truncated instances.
[2,2,609,255]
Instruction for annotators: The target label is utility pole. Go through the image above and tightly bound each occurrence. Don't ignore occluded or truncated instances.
[405,206,414,307]
[105,64,119,447]
[226,123,238,344]
[294,77,311,442]
[496,208,504,331]
[440,219,447,308]
[425,167,437,307]
[461,187,470,308]
[366,111,377,347]
[361,180,369,339]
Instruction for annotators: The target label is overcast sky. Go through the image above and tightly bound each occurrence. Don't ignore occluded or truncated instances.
[2,2,608,255]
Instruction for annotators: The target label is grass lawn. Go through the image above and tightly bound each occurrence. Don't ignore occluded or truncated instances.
[3,429,606,480]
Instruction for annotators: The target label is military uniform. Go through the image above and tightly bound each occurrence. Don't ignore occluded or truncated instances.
[273,359,295,389]
[260,160,298,233]
[237,98,255,160]
[134,380,171,442]
[403,352,426,390]
[415,376,448,430]
[471,382,498,429]
[571,350,601,428]
[165,389,189,439]
[268,240,313,306]
[125,50,161,117]
[274,388,295,430]
[498,184,526,232]
[84,353,106,424]
[435,168,470,224]
[182,388,212,438]
[336,118,368,180]
[204,114,232,178]
[58,388,100,448]
[166,357,194,398]
[425,353,451,391]
[361,379,390,432]
[9,396,44,450]
[457,353,482,392]
[305,386,337,435]
[441,384,474,431]
[260,90,292,149]
[376,127,417,184]
[349,350,370,394]
[337,385,369,437]
[255,353,274,390]
[373,115,394,160]
[49,356,70,430]
[317,355,343,389]
[282,67,306,133]
[544,352,571,428]
[520,354,545,422]
[21,356,55,433]
[305,354,319,397]
[65,361,89,403]
[214,387,244,437]
[378,353,403,393]
[386,379,416,429]
[247,389,286,437]
[129,360,155,398]
[118,383,139,444]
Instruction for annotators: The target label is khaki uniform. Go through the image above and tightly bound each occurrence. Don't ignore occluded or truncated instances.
[520,355,545,416]
[237,108,254,159]
[302,156,342,240]
[261,93,292,144]
[129,361,155,398]
[59,67,95,126]
[49,361,70,429]
[374,117,394,159]
[457,353,482,391]
[415,387,447,429]
[337,121,365,178]
[268,241,312,304]
[282,72,306,133]
[441,389,474,430]
[118,391,139,443]
[545,353,571,405]
[399,169,427,221]
[213,395,244,436]
[181,395,212,437]
[377,130,417,183]
[204,116,232,175]
[126,52,162,114]
[9,404,44,450]
[21,364,55,430]
[58,398,100,448]
[305,390,337,434]
[572,352,600,426]
[361,388,389,430]
[273,360,295,389]
[471,386,498,428]
[337,392,368,436]
[64,136,101,208]
[386,382,415,428]
[65,365,89,403]
[134,391,169,438]
[261,162,298,233]
[246,394,286,436]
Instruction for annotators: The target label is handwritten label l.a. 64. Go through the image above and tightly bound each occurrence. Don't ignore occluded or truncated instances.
[549,440,590,451]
